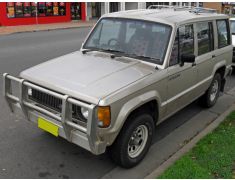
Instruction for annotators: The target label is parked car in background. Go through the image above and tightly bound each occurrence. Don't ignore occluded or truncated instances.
[3,7,233,168]
[230,17,235,66]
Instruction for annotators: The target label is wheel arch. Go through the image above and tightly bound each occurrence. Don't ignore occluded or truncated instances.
[108,91,161,145]
[212,61,226,92]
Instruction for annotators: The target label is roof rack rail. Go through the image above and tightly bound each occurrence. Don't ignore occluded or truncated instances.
[147,5,192,11]
[147,5,174,9]
[147,5,217,14]
[190,7,217,14]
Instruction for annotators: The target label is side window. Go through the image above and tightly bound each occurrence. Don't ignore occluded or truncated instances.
[197,22,214,55]
[169,24,194,66]
[169,33,179,66]
[217,19,230,48]
[179,24,194,56]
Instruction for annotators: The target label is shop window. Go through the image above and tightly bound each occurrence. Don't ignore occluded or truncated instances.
[6,2,15,18]
[15,2,24,17]
[46,2,53,16]
[59,2,66,16]
[38,2,46,17]
[31,2,37,17]
[6,2,66,18]
[53,2,59,16]
[23,2,31,17]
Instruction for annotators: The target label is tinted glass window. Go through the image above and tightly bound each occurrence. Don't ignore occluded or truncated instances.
[217,20,230,48]
[197,22,214,55]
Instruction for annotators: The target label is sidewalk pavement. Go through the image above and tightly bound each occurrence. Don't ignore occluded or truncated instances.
[0,21,96,36]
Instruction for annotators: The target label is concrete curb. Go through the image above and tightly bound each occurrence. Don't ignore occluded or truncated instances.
[145,103,235,179]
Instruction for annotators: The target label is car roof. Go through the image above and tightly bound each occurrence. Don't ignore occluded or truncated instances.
[102,9,228,26]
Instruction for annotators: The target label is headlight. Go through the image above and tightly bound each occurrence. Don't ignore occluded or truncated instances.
[81,107,89,120]
[28,88,32,96]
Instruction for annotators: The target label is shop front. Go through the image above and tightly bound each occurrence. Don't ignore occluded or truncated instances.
[0,2,86,26]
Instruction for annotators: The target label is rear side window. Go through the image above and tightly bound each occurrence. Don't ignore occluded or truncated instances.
[217,19,230,48]
[197,21,214,55]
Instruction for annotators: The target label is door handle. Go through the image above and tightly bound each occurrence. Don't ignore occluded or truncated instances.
[212,54,216,58]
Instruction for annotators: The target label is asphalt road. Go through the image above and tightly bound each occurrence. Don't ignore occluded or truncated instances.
[0,28,234,178]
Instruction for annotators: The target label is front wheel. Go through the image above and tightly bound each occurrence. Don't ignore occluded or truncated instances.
[109,113,155,168]
[200,73,221,108]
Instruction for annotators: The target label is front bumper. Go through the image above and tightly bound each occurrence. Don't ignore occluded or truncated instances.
[3,73,106,155]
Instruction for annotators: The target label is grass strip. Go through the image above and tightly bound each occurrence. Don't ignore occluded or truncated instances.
[159,111,235,179]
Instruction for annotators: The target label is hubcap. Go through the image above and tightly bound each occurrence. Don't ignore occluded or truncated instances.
[210,79,219,102]
[128,125,148,158]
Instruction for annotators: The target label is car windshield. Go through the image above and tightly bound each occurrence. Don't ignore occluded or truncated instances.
[83,18,172,65]
[231,20,235,34]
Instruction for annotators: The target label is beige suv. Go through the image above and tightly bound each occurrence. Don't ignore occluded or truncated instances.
[3,7,233,168]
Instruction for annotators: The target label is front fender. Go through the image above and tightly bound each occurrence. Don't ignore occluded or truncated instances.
[104,90,162,145]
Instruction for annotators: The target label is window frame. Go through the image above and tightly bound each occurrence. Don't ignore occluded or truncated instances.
[169,23,194,67]
[196,21,214,56]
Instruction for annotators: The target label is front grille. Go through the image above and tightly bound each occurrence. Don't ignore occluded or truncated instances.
[31,89,62,112]
[29,89,87,123]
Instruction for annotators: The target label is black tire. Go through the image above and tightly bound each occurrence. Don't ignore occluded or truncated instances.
[108,112,155,168]
[200,73,221,108]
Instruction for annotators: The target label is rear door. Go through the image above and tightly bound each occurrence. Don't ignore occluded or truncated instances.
[194,20,215,96]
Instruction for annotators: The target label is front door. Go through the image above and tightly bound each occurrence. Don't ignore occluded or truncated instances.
[166,24,197,116]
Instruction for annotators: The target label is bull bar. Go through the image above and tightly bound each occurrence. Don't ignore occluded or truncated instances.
[3,73,106,155]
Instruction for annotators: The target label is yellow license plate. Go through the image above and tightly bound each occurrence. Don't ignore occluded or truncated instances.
[38,117,59,137]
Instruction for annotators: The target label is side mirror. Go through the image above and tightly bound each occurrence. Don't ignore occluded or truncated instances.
[180,54,195,66]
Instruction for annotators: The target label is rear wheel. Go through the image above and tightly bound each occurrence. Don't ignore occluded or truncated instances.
[109,113,155,168]
[200,73,221,108]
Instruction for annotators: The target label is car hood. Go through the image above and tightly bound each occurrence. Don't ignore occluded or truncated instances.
[20,51,153,104]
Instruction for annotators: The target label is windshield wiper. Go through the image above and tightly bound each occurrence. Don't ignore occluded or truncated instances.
[100,49,125,54]
[128,54,161,64]
[81,49,99,54]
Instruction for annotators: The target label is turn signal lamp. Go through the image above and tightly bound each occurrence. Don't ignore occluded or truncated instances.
[97,106,111,128]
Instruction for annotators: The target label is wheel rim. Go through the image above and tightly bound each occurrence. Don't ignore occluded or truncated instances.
[127,125,148,158]
[210,79,219,102]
